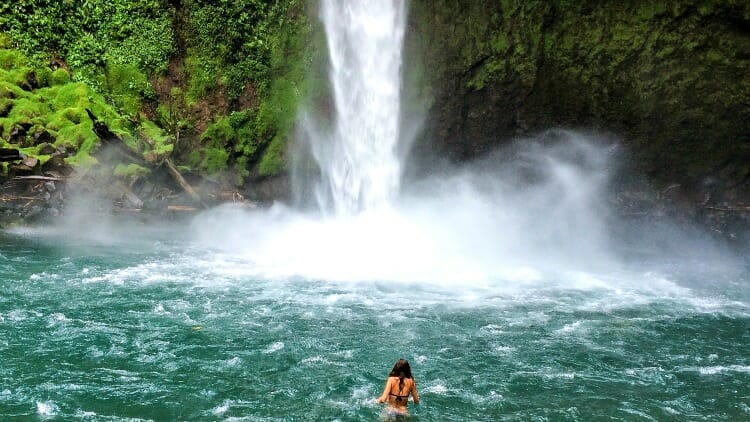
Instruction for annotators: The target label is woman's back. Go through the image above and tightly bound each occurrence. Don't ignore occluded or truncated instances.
[377,359,420,414]
[384,376,416,408]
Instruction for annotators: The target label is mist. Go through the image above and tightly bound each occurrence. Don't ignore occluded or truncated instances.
[191,129,741,288]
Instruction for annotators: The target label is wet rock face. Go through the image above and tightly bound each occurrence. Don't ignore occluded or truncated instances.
[407,1,750,193]
[0,178,66,226]
[242,175,291,203]
[33,130,55,146]
[405,1,750,242]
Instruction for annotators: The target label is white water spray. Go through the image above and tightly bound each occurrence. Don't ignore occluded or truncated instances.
[188,1,738,286]
[311,0,406,214]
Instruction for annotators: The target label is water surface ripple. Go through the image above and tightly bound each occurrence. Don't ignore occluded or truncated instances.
[1,230,748,420]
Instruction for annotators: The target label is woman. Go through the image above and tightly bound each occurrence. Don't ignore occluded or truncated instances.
[377,359,420,416]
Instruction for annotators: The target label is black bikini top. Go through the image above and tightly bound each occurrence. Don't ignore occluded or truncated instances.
[389,379,409,402]
[389,392,409,402]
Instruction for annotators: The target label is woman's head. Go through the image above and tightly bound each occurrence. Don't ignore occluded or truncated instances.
[388,359,413,379]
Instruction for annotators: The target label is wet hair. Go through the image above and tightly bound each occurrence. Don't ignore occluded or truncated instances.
[388,359,413,392]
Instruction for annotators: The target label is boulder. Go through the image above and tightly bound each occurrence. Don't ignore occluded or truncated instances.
[0,148,22,162]
[33,130,55,146]
[41,155,70,175]
[37,142,56,155]
[8,125,26,144]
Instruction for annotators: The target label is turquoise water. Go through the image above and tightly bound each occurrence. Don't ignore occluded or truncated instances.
[1,223,749,421]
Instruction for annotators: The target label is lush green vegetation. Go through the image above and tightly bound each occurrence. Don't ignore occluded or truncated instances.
[177,0,315,181]
[0,0,316,186]
[0,0,173,92]
[0,44,132,171]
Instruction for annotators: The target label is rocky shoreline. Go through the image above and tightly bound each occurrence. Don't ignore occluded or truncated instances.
[0,144,285,228]
[2,144,748,254]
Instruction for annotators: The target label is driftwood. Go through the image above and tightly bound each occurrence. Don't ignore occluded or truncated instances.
[0,196,43,202]
[13,175,65,182]
[704,205,750,212]
[167,205,199,212]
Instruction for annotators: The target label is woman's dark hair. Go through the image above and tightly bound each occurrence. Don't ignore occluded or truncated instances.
[388,359,413,392]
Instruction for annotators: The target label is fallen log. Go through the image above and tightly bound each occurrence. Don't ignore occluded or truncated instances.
[86,108,119,142]
[87,108,206,209]
[86,109,148,166]
[167,205,199,212]
[0,196,43,202]
[164,158,206,208]
[13,175,66,182]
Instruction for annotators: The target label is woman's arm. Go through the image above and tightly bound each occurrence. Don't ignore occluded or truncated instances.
[377,378,392,403]
[411,380,419,404]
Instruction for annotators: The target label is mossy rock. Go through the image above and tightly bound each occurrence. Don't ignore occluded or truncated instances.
[0,49,25,70]
[49,68,71,86]
[113,163,150,182]
[257,134,287,176]
[188,146,229,174]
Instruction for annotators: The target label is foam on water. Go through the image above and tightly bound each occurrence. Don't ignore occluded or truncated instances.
[186,130,745,317]
[36,401,59,418]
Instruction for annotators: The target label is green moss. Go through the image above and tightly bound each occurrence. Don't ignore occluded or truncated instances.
[411,0,750,187]
[184,51,217,105]
[139,119,173,159]
[56,122,98,151]
[257,134,286,176]
[1,1,320,185]
[6,96,48,125]
[52,83,90,109]
[102,63,154,116]
[113,163,150,180]
[49,69,71,86]
[0,49,25,70]
[187,147,228,174]
[33,68,52,87]
[201,117,234,146]
[0,79,26,99]
[64,151,98,168]
[0,33,11,49]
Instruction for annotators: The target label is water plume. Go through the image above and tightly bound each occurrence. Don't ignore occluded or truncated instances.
[192,1,740,287]
[194,131,626,284]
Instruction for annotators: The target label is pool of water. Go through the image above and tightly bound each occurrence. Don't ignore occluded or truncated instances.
[1,222,748,420]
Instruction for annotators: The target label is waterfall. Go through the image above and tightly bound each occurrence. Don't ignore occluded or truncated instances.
[310,0,407,215]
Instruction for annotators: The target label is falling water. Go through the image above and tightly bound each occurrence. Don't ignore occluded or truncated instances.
[311,0,406,214]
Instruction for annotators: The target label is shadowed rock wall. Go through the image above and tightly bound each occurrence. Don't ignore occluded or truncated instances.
[406,0,750,200]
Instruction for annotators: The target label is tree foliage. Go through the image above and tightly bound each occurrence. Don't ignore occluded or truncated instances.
[0,0,316,183]
[0,0,174,73]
